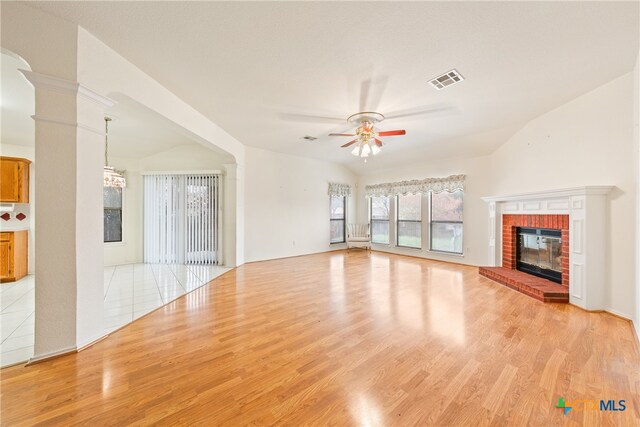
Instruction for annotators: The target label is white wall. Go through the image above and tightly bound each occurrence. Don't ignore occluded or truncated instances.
[244,147,357,262]
[138,144,232,171]
[0,2,78,80]
[357,72,636,320]
[0,144,36,274]
[104,144,231,266]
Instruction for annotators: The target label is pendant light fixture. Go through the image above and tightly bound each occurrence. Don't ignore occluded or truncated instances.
[103,117,126,188]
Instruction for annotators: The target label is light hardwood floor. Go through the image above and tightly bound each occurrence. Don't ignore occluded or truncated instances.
[1,251,638,425]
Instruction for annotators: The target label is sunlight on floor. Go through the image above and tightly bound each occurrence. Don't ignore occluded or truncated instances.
[0,263,230,368]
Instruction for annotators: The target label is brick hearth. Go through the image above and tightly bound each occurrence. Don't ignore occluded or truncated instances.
[480,214,569,303]
[479,267,569,302]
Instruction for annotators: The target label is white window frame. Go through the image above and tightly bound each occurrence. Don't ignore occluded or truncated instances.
[330,195,346,244]
[369,191,464,256]
[428,191,464,255]
[396,194,422,249]
[370,196,392,245]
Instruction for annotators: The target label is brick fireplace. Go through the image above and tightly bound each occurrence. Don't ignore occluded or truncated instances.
[479,186,612,309]
[502,214,569,286]
[479,213,570,302]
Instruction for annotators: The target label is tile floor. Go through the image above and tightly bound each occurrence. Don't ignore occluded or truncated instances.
[1,263,229,368]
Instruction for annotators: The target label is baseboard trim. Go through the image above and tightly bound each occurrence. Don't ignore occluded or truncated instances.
[631,320,640,352]
[245,247,348,264]
[372,247,472,268]
[602,307,633,321]
[77,333,109,352]
[26,346,77,366]
[567,304,634,323]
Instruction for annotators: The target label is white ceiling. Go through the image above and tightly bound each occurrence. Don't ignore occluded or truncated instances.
[104,94,227,160]
[18,2,640,171]
[1,52,34,147]
[0,52,221,160]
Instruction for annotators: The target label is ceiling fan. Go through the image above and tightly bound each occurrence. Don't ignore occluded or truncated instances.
[329,112,405,159]
[279,74,453,160]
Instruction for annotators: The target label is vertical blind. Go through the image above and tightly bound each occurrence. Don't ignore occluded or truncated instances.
[144,174,221,265]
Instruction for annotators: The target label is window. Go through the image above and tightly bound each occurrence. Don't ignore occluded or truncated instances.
[370,196,390,244]
[104,187,123,243]
[430,190,463,254]
[397,194,421,248]
[330,195,345,243]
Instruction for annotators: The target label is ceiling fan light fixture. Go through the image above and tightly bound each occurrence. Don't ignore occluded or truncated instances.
[329,111,405,159]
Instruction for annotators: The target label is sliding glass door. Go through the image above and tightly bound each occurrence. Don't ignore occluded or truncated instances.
[144,174,222,265]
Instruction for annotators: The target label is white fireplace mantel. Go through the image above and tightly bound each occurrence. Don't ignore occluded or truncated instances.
[482,186,614,310]
[481,186,614,203]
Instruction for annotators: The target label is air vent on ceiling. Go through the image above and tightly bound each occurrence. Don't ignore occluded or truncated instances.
[302,135,317,141]
[429,69,464,90]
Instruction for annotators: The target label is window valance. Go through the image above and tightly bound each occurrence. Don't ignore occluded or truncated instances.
[365,174,465,197]
[328,182,352,197]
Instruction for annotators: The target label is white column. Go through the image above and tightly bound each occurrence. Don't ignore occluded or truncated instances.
[21,71,114,360]
[487,201,498,266]
[570,193,608,310]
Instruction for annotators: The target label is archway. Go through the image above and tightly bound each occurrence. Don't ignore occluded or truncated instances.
[0,49,36,367]
[99,94,238,333]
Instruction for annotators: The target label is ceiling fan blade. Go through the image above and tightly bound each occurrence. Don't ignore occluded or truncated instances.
[278,112,346,124]
[385,105,453,120]
[377,130,406,137]
[341,139,358,148]
[329,133,356,137]
[359,79,371,112]
[358,75,389,111]
[374,138,383,147]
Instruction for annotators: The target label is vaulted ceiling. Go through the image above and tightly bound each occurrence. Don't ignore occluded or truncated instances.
[20,1,640,171]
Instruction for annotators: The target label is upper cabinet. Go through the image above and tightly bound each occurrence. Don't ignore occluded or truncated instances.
[0,157,31,203]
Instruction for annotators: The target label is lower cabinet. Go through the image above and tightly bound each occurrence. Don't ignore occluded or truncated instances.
[0,231,28,283]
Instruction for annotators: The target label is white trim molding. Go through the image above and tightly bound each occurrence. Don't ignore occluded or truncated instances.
[18,69,116,108]
[482,185,614,311]
[481,186,614,202]
[30,114,105,136]
[27,345,77,365]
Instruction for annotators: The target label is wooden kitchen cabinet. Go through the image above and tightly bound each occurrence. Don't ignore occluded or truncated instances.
[0,231,28,283]
[0,157,31,203]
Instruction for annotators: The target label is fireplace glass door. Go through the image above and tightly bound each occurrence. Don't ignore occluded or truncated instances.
[516,227,562,283]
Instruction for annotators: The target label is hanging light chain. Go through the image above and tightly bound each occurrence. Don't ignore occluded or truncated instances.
[104,116,112,167]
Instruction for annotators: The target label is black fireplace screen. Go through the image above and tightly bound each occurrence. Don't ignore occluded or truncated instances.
[516,227,562,283]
